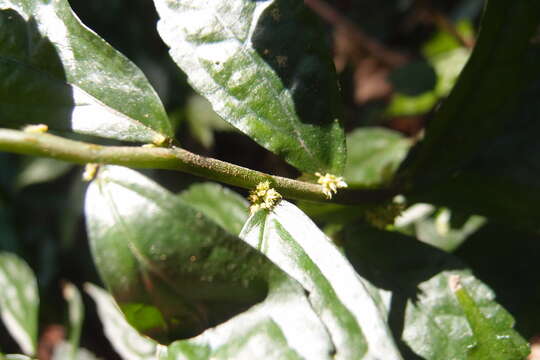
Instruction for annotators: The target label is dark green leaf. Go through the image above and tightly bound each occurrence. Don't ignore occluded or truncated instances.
[84,283,167,360]
[345,127,411,187]
[398,0,540,229]
[240,201,402,360]
[85,165,276,342]
[178,182,248,235]
[0,2,172,143]
[0,252,38,356]
[342,224,528,360]
[450,277,529,360]
[154,0,346,174]
[15,158,72,190]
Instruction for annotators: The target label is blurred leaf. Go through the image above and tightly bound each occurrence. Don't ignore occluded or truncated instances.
[342,224,528,360]
[394,204,486,252]
[385,92,438,117]
[0,253,38,356]
[344,127,411,187]
[0,2,172,143]
[52,342,100,360]
[388,61,437,96]
[185,95,234,149]
[430,48,470,97]
[423,21,474,58]
[85,166,275,342]
[15,158,72,190]
[450,278,530,359]
[240,201,403,360]
[154,0,346,174]
[178,182,248,235]
[3,355,34,360]
[84,283,166,360]
[62,283,84,360]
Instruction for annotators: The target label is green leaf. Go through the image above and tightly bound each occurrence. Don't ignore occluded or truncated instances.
[4,355,33,360]
[399,0,540,197]
[395,0,540,229]
[185,95,235,149]
[344,127,411,187]
[85,166,276,342]
[166,277,334,360]
[240,201,403,360]
[51,342,100,360]
[0,253,38,356]
[62,282,84,360]
[450,277,530,360]
[0,2,172,143]
[154,0,346,174]
[394,204,486,252]
[84,283,167,360]
[15,158,72,190]
[342,224,528,360]
[178,182,248,235]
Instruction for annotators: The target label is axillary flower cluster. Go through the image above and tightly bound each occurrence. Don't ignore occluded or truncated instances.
[315,172,347,199]
[248,181,282,214]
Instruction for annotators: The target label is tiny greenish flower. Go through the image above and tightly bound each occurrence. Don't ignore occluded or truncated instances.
[23,124,48,133]
[248,181,282,214]
[315,172,348,199]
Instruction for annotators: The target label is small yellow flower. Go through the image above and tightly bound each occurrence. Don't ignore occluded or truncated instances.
[315,172,348,199]
[23,124,48,133]
[248,181,282,214]
[82,163,99,182]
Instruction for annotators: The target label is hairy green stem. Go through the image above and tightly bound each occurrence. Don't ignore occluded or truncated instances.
[0,129,395,204]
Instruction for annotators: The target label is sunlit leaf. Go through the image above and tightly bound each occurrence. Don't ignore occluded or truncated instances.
[85,166,275,342]
[240,201,403,360]
[52,342,100,360]
[0,2,172,143]
[394,204,485,252]
[343,224,528,359]
[154,0,346,174]
[166,276,334,360]
[0,253,38,356]
[450,276,530,360]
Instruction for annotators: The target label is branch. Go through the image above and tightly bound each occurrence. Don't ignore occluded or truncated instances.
[0,129,395,204]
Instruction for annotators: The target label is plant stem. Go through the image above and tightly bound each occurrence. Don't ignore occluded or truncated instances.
[0,128,395,204]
